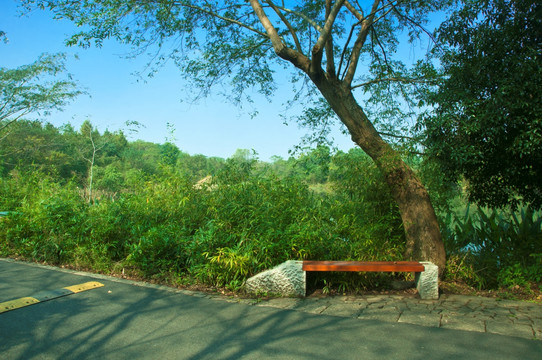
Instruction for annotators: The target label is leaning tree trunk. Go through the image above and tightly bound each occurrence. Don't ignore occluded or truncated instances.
[316,78,446,275]
[248,0,446,275]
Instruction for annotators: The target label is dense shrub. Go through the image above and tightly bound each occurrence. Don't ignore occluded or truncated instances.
[2,121,540,295]
[0,156,408,291]
[442,205,542,288]
[0,171,88,263]
[2,148,538,294]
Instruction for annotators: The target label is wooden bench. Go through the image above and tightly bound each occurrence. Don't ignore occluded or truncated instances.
[246,260,439,299]
[302,260,438,299]
[302,260,425,273]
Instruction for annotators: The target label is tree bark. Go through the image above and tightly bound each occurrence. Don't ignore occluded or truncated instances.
[314,76,446,275]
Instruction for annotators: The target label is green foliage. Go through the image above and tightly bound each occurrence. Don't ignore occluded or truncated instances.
[443,205,542,287]
[20,0,464,278]
[93,164,124,193]
[2,119,539,294]
[496,254,542,292]
[442,253,485,289]
[199,247,253,291]
[160,142,180,166]
[422,0,542,208]
[127,224,188,277]
[329,148,404,252]
[0,142,411,291]
[0,53,82,132]
[295,146,331,184]
[0,120,76,178]
[0,172,87,264]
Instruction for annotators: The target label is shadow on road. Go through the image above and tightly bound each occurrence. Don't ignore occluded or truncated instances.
[1,260,541,359]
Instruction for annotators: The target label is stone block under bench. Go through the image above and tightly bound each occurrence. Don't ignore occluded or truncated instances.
[245,260,439,299]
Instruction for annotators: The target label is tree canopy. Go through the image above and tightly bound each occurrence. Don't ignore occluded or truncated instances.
[22,1,449,124]
[422,0,542,208]
[0,53,83,136]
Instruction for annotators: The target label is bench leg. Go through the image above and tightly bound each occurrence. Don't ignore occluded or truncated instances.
[246,260,306,297]
[415,262,439,300]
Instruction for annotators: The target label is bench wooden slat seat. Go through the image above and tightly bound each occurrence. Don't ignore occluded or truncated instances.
[302,260,425,273]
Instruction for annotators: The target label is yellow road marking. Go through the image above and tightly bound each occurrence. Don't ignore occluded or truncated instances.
[0,281,104,314]
[64,281,104,293]
[0,297,40,313]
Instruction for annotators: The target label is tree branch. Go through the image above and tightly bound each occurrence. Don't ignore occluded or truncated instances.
[390,2,438,45]
[337,22,358,80]
[264,0,303,53]
[0,110,31,133]
[265,2,323,32]
[312,0,345,70]
[351,76,438,90]
[0,77,32,119]
[368,0,402,24]
[325,0,336,77]
[372,25,394,74]
[343,0,381,88]
[378,131,417,141]
[0,119,18,134]
[344,0,363,21]
[248,0,310,71]
[177,1,269,39]
[351,77,429,90]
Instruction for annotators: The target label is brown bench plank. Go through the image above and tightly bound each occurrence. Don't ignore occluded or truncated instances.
[302,261,425,272]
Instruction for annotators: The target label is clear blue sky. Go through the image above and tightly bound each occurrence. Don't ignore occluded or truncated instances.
[0,0,356,161]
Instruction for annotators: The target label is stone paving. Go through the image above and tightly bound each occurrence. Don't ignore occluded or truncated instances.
[195,290,542,341]
[228,293,542,341]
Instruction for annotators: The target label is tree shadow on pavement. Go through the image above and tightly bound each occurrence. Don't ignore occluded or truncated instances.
[1,260,541,359]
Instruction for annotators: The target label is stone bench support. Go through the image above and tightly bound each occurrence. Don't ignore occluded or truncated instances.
[246,260,439,299]
[246,260,305,297]
[415,262,439,300]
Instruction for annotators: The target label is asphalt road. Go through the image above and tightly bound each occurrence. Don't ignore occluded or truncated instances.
[1,259,541,360]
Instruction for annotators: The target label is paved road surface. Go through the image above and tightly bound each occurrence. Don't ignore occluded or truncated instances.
[1,259,541,359]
